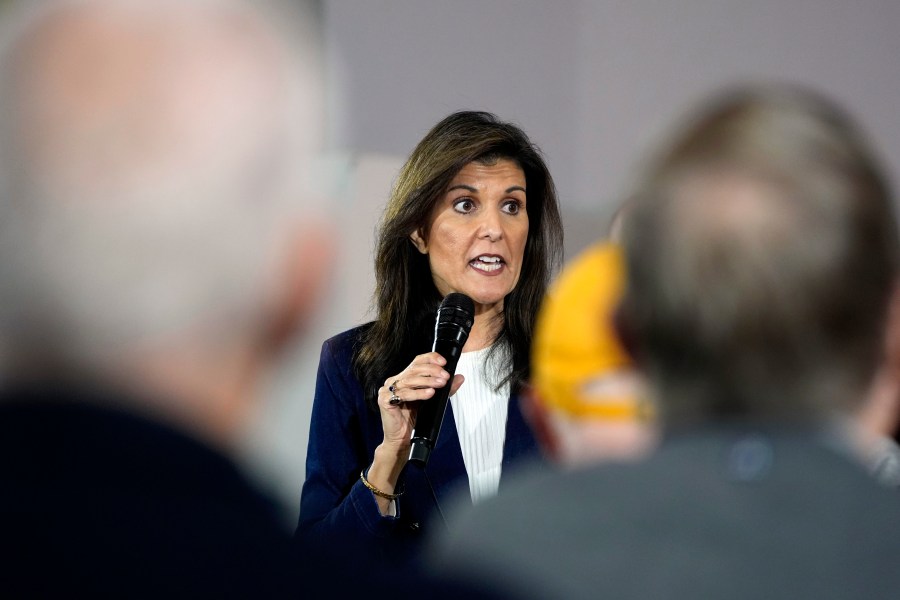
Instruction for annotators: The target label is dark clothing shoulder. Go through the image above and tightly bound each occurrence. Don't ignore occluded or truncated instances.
[435,424,900,600]
[0,386,296,599]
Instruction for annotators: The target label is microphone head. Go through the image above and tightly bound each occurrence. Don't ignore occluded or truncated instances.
[432,292,474,355]
[438,292,475,327]
[440,292,475,313]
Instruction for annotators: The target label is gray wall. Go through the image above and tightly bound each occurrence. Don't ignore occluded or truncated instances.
[246,0,900,523]
[324,0,900,253]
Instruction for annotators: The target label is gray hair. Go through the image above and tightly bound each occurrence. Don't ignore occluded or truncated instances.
[0,0,322,377]
[619,85,899,424]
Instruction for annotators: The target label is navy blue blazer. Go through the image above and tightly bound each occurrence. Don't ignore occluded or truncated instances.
[296,324,542,562]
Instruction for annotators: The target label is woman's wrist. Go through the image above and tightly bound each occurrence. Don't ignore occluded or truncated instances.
[368,444,407,493]
[366,445,408,516]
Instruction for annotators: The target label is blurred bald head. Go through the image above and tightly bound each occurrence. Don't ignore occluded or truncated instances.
[0,0,326,438]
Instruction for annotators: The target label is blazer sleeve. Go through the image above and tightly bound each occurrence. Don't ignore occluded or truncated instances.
[296,333,404,552]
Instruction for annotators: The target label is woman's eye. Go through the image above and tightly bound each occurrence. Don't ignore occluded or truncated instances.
[453,198,475,213]
[502,199,523,215]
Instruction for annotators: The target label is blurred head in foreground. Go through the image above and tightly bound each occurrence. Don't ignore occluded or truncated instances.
[0,0,329,446]
[618,84,899,427]
[527,242,656,467]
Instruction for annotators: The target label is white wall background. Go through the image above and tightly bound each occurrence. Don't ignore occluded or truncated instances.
[243,0,900,525]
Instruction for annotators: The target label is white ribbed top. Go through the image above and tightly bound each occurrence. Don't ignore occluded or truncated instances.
[450,346,509,504]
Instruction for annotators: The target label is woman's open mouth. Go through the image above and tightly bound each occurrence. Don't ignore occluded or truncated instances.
[470,255,504,273]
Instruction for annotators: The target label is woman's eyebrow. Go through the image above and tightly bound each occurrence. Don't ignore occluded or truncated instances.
[445,184,526,194]
[447,184,478,193]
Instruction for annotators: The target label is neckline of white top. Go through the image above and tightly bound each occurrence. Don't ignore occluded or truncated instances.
[461,345,492,356]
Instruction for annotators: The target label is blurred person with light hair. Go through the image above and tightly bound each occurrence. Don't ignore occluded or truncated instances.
[522,241,656,468]
[432,84,900,599]
[0,0,330,595]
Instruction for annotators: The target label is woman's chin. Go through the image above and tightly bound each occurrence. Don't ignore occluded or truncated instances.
[438,281,514,312]
[467,294,507,314]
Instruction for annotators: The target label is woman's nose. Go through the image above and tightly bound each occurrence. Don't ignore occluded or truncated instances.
[478,209,503,242]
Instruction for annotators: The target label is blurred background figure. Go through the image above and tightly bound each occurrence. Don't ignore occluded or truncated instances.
[432,84,900,599]
[524,242,656,468]
[0,0,329,596]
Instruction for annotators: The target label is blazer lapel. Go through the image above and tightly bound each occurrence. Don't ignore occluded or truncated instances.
[422,402,469,526]
[500,391,544,489]
[422,392,544,521]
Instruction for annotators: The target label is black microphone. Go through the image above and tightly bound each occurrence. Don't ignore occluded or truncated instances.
[408,292,475,468]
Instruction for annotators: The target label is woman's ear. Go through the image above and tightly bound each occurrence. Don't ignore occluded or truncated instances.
[409,228,428,254]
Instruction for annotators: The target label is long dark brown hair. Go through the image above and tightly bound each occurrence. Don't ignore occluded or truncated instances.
[354,111,564,410]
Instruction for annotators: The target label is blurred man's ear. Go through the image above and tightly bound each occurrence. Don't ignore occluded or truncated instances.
[520,385,561,463]
[884,282,900,374]
[859,282,900,441]
[887,284,900,442]
[262,222,335,357]
[879,282,900,441]
[612,303,641,367]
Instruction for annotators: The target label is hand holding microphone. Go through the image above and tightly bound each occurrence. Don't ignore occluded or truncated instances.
[376,352,463,451]
[376,293,474,452]
[368,293,474,511]
[409,293,475,467]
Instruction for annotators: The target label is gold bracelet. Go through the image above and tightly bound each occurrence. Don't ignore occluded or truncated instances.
[360,468,403,500]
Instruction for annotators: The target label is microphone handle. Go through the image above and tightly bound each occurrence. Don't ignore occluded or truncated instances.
[408,334,465,467]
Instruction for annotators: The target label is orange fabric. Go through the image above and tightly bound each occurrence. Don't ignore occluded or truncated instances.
[532,243,651,420]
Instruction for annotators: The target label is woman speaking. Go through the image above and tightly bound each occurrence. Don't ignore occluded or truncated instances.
[297,111,563,562]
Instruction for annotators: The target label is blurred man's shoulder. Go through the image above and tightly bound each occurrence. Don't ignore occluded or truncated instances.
[435,426,900,599]
[0,385,296,597]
